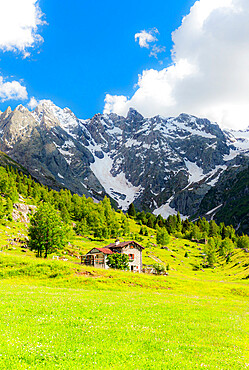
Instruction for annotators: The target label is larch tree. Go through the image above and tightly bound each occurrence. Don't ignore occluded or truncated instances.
[156,227,170,247]
[28,202,68,258]
[127,203,136,217]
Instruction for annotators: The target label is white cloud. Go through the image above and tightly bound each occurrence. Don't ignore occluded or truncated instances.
[0,77,28,102]
[135,29,158,48]
[0,1,46,103]
[135,28,165,59]
[105,0,249,129]
[149,45,166,59]
[104,94,128,115]
[0,0,45,55]
[28,96,39,109]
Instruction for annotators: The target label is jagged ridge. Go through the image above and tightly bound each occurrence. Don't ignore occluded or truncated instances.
[1,100,249,232]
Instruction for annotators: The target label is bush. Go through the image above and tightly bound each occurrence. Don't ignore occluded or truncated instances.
[106,253,129,270]
[153,263,166,275]
[237,235,249,249]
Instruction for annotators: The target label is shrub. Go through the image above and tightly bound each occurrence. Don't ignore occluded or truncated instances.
[153,263,166,275]
[106,253,129,270]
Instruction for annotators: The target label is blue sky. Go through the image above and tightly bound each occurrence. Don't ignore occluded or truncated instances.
[0,0,195,118]
[1,0,249,129]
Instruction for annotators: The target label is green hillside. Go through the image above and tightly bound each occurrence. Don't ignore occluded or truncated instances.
[0,164,248,369]
[0,163,248,282]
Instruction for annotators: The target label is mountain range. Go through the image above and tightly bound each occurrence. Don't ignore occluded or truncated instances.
[1,100,249,232]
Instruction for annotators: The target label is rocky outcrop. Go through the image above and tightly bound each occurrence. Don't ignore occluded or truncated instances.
[12,202,37,224]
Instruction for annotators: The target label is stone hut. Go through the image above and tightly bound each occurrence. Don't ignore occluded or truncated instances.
[82,240,144,272]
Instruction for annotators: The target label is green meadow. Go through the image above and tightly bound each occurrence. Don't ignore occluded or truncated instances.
[0,254,248,369]
[0,281,248,369]
[0,216,248,369]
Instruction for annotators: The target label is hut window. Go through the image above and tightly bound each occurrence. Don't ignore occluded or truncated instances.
[129,254,134,261]
[95,254,104,264]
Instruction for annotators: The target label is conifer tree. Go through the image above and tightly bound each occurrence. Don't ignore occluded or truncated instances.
[156,214,164,228]
[127,203,136,217]
[190,224,202,240]
[0,197,5,220]
[209,220,219,237]
[219,238,234,258]
[60,204,71,224]
[121,216,130,236]
[176,211,182,232]
[204,238,217,267]
[237,235,249,249]
[144,226,148,236]
[5,197,13,218]
[147,216,154,229]
[156,227,170,247]
[75,218,88,236]
[28,203,68,258]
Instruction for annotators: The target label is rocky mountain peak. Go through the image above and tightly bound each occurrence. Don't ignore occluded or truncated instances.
[63,107,74,115]
[1,106,12,121]
[126,107,144,122]
[14,105,29,114]
[33,100,60,128]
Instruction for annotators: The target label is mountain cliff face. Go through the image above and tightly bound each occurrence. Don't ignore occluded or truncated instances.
[1,100,249,230]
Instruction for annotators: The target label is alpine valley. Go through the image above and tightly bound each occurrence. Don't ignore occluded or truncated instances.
[1,100,249,232]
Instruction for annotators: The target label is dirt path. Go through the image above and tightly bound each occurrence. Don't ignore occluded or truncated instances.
[148,254,166,265]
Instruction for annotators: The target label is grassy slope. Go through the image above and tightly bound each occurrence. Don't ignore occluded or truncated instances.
[0,282,248,370]
[1,210,249,285]
[0,208,249,368]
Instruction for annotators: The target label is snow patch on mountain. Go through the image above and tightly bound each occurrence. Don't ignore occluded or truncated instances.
[206,204,223,216]
[160,117,217,140]
[142,143,150,149]
[225,129,249,153]
[230,129,249,140]
[153,196,188,220]
[90,153,142,210]
[53,141,74,165]
[57,148,74,165]
[223,149,240,161]
[204,165,227,186]
[232,139,249,152]
[62,140,75,150]
[206,166,226,186]
[125,139,141,148]
[184,160,204,184]
[107,127,123,136]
